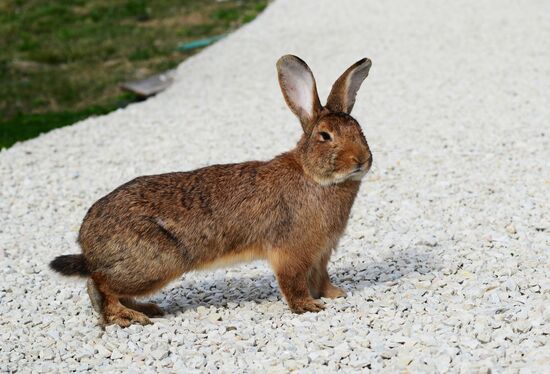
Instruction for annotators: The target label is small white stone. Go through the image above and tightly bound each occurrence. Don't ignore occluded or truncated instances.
[334,342,350,359]
[477,332,491,344]
[381,348,397,359]
[110,350,123,360]
[96,345,111,358]
[151,349,168,361]
[513,321,532,333]
[39,349,55,360]
[208,313,221,323]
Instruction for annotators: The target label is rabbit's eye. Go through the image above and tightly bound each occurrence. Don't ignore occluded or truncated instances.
[318,131,333,142]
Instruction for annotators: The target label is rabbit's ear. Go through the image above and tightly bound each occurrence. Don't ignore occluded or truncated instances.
[326,58,372,114]
[277,55,322,133]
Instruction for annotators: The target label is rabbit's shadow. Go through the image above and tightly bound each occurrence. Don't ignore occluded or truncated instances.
[157,248,439,315]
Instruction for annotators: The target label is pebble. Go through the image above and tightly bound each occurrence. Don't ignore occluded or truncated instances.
[110,350,123,360]
[151,349,168,361]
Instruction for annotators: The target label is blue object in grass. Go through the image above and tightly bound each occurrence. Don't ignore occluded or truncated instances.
[177,34,227,51]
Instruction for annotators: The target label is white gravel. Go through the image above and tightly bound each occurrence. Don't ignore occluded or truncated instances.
[1,0,549,372]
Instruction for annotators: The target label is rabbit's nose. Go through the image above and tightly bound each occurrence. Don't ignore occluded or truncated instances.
[351,156,366,169]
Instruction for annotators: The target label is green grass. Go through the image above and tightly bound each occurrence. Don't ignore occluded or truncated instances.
[0,0,268,149]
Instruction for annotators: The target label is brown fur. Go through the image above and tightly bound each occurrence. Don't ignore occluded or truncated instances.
[50,55,373,326]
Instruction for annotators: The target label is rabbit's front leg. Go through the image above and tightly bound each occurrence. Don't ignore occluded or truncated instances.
[269,250,325,313]
[309,250,347,299]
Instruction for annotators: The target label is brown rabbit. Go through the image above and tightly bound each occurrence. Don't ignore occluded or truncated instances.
[50,55,373,327]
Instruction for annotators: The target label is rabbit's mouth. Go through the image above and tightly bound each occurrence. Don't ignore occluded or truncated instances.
[324,167,368,185]
[313,166,369,186]
[348,167,368,181]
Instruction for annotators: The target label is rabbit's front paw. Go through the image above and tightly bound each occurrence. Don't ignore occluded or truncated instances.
[289,298,325,314]
[321,284,347,299]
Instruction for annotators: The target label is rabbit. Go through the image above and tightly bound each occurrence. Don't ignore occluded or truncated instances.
[50,55,373,327]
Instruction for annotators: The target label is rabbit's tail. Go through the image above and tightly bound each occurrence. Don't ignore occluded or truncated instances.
[49,254,90,277]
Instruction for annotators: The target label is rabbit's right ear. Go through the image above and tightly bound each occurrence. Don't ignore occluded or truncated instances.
[326,58,372,114]
[277,55,322,134]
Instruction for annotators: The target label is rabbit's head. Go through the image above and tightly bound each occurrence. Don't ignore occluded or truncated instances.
[277,55,372,185]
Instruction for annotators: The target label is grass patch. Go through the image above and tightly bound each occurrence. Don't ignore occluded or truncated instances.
[0,0,268,149]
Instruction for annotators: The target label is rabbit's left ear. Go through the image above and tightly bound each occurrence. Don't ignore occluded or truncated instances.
[277,55,322,134]
[326,58,372,114]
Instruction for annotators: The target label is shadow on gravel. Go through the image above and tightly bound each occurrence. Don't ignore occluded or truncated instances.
[160,273,280,315]
[159,248,439,315]
[332,248,440,294]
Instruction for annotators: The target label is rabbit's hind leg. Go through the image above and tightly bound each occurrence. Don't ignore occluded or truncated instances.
[89,273,152,327]
[120,297,164,317]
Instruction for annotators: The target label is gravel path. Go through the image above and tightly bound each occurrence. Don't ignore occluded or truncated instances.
[1,0,549,372]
